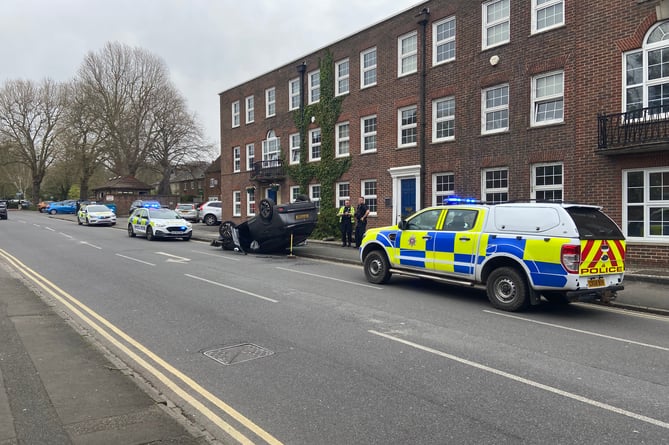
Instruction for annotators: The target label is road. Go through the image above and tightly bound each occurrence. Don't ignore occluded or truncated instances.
[1,212,668,444]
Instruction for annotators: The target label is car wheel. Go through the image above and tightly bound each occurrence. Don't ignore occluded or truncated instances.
[259,199,273,221]
[127,224,136,237]
[204,214,217,226]
[219,221,236,249]
[486,267,529,312]
[363,250,391,284]
[77,216,83,225]
[146,227,155,241]
[49,209,57,215]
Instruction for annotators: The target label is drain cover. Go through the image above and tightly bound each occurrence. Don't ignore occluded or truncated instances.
[203,343,273,365]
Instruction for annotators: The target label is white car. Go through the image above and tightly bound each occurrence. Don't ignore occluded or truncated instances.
[127,207,192,241]
[77,204,116,226]
[198,201,222,226]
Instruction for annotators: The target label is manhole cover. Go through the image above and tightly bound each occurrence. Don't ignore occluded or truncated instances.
[203,343,273,365]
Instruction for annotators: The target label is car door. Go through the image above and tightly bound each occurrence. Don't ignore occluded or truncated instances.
[133,209,149,235]
[393,208,445,270]
[431,208,481,279]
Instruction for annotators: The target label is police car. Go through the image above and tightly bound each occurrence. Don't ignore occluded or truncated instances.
[77,204,116,226]
[127,207,192,241]
[360,201,626,312]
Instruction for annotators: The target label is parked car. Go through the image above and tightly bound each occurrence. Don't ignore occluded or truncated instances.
[128,199,162,214]
[127,207,192,241]
[212,196,318,253]
[77,204,117,226]
[0,200,7,220]
[46,200,77,215]
[38,201,54,213]
[174,203,199,222]
[198,200,222,226]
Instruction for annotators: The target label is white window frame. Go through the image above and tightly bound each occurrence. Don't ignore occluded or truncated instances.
[532,0,564,34]
[531,70,564,126]
[290,186,301,203]
[310,184,321,212]
[245,143,254,171]
[361,47,377,89]
[398,31,418,77]
[336,121,350,157]
[432,173,455,206]
[246,188,256,216]
[482,0,510,50]
[289,78,300,111]
[289,133,300,165]
[209,178,216,188]
[481,168,509,203]
[233,146,241,173]
[361,115,377,153]
[232,101,240,128]
[432,97,455,142]
[623,167,669,242]
[433,16,456,66]
[337,182,350,207]
[265,87,276,118]
[308,69,320,104]
[261,131,280,163]
[398,105,418,147]
[531,162,563,201]
[335,58,350,96]
[309,128,321,162]
[361,179,378,216]
[482,84,509,134]
[233,191,241,217]
[245,95,254,124]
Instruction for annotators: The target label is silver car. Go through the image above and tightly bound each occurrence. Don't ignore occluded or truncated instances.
[174,203,199,222]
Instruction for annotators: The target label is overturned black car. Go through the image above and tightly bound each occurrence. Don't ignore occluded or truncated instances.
[211,196,318,253]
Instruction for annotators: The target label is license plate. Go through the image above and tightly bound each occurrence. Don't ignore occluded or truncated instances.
[587,278,606,288]
[295,213,310,220]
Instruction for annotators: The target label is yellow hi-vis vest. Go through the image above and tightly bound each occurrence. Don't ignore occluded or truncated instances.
[338,206,354,223]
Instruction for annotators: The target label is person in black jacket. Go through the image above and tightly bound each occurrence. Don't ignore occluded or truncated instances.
[354,196,369,248]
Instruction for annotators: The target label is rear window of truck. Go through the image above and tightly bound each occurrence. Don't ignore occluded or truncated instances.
[566,207,625,240]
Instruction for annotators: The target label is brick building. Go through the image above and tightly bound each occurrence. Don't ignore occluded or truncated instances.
[218,0,669,267]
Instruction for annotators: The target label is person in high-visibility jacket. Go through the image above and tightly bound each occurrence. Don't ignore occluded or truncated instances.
[337,199,354,247]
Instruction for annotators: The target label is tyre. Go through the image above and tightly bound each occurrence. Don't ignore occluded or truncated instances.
[127,224,136,237]
[77,216,83,225]
[204,214,217,226]
[146,226,155,241]
[183,235,191,241]
[486,267,529,311]
[363,250,391,284]
[259,199,273,221]
[219,221,236,250]
[49,209,57,215]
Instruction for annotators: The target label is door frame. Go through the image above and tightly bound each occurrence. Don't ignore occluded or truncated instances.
[388,165,421,226]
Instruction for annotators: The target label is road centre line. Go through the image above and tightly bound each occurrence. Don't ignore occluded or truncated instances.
[369,329,669,430]
[191,250,241,261]
[0,248,282,445]
[155,251,191,263]
[80,241,102,250]
[115,253,156,266]
[276,267,383,290]
[572,302,669,322]
[185,273,278,303]
[43,226,53,231]
[59,232,73,239]
[483,310,669,352]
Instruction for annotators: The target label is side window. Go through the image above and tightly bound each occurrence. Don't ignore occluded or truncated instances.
[406,209,443,230]
[444,209,478,231]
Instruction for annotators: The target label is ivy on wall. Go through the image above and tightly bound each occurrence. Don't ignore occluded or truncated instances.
[288,50,350,238]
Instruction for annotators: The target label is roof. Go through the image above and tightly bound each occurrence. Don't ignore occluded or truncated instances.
[93,176,152,191]
[169,161,209,183]
[205,156,221,174]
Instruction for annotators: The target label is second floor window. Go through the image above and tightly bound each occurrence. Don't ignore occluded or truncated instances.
[398,105,418,147]
[265,87,276,117]
[246,143,254,171]
[532,0,564,34]
[361,115,377,153]
[309,128,321,161]
[482,0,510,50]
[532,71,564,126]
[398,31,418,76]
[336,58,349,96]
[361,47,377,88]
[433,97,455,142]
[482,84,509,134]
[233,146,241,172]
[309,70,320,104]
[289,78,300,111]
[245,96,254,123]
[336,122,350,157]
[232,101,240,127]
[433,17,456,66]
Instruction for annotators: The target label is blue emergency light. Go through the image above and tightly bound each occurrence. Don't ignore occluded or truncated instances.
[443,196,480,205]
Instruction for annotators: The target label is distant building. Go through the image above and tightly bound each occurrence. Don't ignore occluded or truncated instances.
[169,161,208,202]
[203,155,221,202]
[217,0,669,267]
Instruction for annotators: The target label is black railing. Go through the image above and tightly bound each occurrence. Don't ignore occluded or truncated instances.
[598,106,669,150]
[250,159,285,182]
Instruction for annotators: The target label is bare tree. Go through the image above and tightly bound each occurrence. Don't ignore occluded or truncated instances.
[0,78,67,203]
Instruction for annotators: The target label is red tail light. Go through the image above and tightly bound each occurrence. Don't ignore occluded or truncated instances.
[561,244,580,273]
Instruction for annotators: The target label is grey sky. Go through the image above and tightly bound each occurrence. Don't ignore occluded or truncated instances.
[1,0,422,157]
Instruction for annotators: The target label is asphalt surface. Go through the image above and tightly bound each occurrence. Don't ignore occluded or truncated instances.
[1,211,667,444]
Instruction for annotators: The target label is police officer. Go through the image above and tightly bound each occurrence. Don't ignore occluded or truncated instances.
[354,196,369,248]
[337,199,354,247]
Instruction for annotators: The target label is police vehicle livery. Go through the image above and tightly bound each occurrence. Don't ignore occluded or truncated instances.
[127,208,192,241]
[360,202,626,311]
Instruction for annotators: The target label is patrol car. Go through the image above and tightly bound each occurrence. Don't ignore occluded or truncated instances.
[77,204,116,226]
[127,207,192,241]
[360,202,626,312]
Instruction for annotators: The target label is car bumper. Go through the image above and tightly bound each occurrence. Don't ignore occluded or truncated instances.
[154,228,192,238]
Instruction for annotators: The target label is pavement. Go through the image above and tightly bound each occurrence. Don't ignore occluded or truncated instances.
[1,212,667,444]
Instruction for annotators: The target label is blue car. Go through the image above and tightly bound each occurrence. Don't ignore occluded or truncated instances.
[46,200,77,215]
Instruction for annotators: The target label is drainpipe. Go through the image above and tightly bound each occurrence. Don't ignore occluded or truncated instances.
[416,7,430,209]
[297,61,307,193]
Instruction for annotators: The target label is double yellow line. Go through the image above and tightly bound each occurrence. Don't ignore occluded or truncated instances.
[0,248,282,445]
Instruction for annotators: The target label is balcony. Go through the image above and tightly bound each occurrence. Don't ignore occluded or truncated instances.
[249,159,285,183]
[598,106,669,154]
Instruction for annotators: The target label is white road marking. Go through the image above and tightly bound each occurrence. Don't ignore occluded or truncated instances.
[80,241,102,250]
[59,232,73,238]
[276,267,383,290]
[156,251,191,263]
[190,250,241,261]
[44,226,54,231]
[483,310,669,351]
[573,302,669,321]
[115,253,156,266]
[185,273,278,303]
[369,330,669,430]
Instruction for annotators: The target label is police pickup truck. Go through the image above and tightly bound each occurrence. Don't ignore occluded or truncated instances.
[359,202,626,311]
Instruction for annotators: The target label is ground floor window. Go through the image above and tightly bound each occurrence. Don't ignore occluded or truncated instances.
[362,179,378,215]
[624,168,669,240]
[310,184,321,211]
[482,168,508,203]
[433,173,454,205]
[290,186,301,202]
[532,162,563,201]
[247,188,256,216]
[233,191,241,217]
[337,182,350,207]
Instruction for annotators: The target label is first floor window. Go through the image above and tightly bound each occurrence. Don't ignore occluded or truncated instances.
[532,163,563,201]
[482,84,509,134]
[433,97,455,142]
[624,168,669,239]
[247,188,256,216]
[246,143,254,171]
[337,182,350,207]
[362,179,378,215]
[483,0,510,49]
[289,133,300,164]
[433,16,456,65]
[532,71,564,126]
[361,115,377,153]
[398,31,418,76]
[233,191,241,216]
[482,168,508,203]
[310,184,321,211]
[262,130,280,164]
[233,146,241,172]
[309,128,321,161]
[532,0,564,34]
[433,173,455,205]
[336,122,350,157]
[398,105,418,147]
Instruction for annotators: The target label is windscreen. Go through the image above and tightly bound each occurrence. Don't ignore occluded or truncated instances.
[566,207,625,240]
